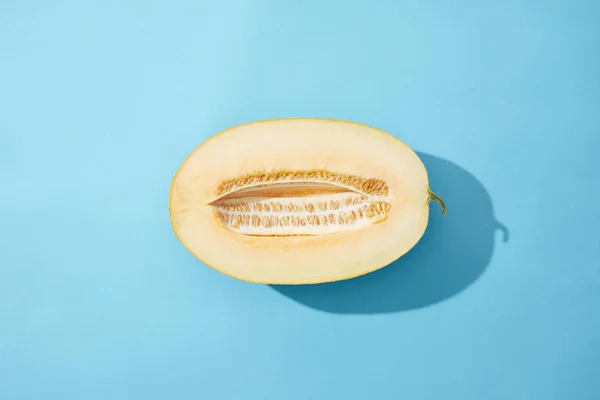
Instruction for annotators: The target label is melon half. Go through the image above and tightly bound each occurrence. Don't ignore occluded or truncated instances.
[169,118,446,284]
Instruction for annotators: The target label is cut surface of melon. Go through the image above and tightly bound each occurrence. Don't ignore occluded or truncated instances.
[169,118,445,284]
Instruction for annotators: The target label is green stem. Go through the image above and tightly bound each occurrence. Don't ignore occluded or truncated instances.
[428,188,447,216]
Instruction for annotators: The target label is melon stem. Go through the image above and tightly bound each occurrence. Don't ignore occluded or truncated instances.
[427,188,447,216]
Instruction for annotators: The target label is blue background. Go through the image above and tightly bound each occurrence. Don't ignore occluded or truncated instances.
[1,1,599,399]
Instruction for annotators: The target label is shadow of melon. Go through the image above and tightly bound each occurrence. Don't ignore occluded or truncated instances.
[270,152,508,314]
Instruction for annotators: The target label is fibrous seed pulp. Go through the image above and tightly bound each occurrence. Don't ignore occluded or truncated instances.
[210,169,391,236]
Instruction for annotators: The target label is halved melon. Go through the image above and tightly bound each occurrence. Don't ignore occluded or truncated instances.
[169,118,446,284]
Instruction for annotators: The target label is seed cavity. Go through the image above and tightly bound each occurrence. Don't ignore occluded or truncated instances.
[210,169,391,237]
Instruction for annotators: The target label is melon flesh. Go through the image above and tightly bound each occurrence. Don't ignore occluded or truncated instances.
[169,118,445,284]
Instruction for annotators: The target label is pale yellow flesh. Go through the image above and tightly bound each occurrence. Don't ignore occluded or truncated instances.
[170,118,431,284]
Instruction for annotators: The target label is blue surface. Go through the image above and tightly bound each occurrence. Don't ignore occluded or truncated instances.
[1,1,599,399]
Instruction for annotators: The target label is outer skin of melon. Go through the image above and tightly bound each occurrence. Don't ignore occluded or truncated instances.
[169,118,445,284]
